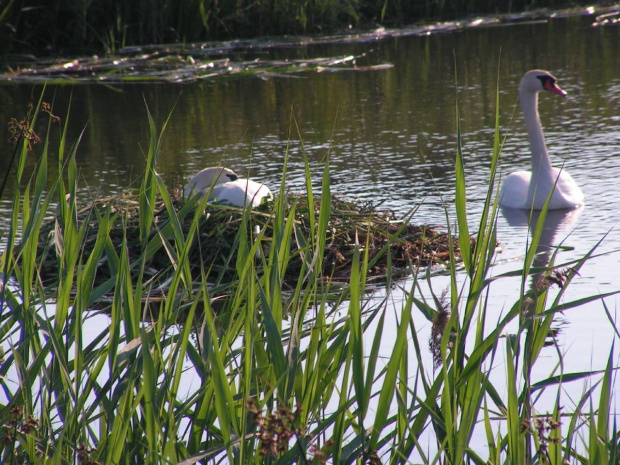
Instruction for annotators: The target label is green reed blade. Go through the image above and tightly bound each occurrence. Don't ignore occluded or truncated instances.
[332,353,352,464]
[138,99,174,245]
[259,283,286,380]
[453,81,471,274]
[297,116,316,245]
[317,158,332,269]
[597,343,614,447]
[140,325,159,462]
[505,334,525,464]
[201,298,237,456]
[369,293,411,451]
[348,236,367,425]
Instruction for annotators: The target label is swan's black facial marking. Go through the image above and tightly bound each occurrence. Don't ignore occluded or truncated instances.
[536,74,555,88]
[226,173,239,181]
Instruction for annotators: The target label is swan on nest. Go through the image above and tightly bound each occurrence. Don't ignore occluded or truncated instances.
[184,166,272,208]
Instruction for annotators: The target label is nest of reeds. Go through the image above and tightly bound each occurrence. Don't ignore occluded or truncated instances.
[31,190,468,303]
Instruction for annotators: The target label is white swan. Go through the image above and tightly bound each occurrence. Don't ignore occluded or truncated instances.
[499,70,584,210]
[184,166,272,208]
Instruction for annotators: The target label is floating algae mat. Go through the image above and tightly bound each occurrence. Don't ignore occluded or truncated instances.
[32,190,465,306]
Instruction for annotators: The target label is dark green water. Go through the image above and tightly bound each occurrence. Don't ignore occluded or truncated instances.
[1,13,618,220]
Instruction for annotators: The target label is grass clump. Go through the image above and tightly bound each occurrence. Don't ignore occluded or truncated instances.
[0,84,618,465]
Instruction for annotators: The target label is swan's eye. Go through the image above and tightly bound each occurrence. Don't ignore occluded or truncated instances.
[226,174,238,181]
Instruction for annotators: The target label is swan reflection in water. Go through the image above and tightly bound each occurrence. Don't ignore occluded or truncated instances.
[501,206,583,324]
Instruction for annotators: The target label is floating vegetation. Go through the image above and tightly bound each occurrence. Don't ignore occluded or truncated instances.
[1,52,393,84]
[2,5,618,84]
[29,190,464,306]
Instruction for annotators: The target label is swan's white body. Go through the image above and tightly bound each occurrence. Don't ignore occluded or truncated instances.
[184,166,272,208]
[499,70,584,210]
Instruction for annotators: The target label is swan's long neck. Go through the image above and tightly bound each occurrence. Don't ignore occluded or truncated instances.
[520,88,552,177]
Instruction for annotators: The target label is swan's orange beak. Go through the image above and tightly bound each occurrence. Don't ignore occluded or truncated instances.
[544,80,567,97]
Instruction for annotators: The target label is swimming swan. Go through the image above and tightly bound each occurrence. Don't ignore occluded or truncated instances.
[499,70,584,210]
[184,166,272,208]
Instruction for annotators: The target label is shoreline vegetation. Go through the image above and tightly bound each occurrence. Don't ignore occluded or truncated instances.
[1,4,618,84]
[1,80,618,463]
[1,1,618,64]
